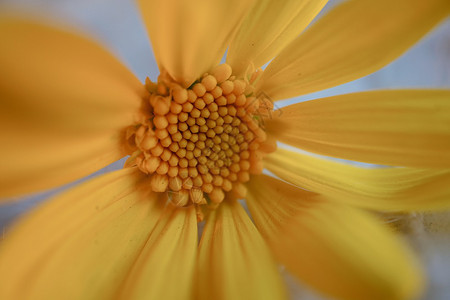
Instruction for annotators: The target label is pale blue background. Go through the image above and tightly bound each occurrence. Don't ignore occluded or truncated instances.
[0,1,449,299]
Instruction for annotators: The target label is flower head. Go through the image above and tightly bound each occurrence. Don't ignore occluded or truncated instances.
[1,0,450,300]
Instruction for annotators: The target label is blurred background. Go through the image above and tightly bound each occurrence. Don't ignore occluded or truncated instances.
[0,0,449,299]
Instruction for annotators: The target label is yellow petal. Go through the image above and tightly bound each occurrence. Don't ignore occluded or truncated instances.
[0,16,146,197]
[259,0,450,100]
[268,90,450,168]
[119,204,197,299]
[265,148,450,211]
[137,0,255,87]
[227,0,328,75]
[0,15,144,133]
[245,175,317,242]
[0,168,165,300]
[196,200,287,300]
[246,175,424,300]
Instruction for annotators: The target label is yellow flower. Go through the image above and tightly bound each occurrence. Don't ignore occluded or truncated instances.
[1,0,450,299]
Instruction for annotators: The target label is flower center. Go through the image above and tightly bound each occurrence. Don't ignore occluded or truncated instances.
[126,64,275,210]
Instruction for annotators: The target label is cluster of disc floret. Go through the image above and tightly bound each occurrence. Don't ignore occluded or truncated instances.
[126,64,276,210]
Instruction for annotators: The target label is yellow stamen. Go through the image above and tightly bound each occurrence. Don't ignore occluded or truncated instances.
[127,63,275,211]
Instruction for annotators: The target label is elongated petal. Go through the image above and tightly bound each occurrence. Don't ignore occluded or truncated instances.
[138,0,255,87]
[0,16,146,197]
[196,200,287,300]
[245,175,317,242]
[246,175,424,300]
[268,90,450,168]
[0,168,165,300]
[265,148,450,211]
[119,204,197,299]
[260,0,450,100]
[227,0,328,75]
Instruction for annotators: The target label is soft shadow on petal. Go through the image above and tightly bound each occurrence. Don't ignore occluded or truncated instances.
[246,175,317,242]
[267,90,450,168]
[137,0,255,87]
[118,204,197,299]
[196,199,287,300]
[227,0,328,75]
[0,16,146,198]
[260,0,450,100]
[0,168,165,300]
[264,148,450,211]
[246,175,424,300]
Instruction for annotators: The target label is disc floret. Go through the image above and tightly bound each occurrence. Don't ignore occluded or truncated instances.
[126,64,276,209]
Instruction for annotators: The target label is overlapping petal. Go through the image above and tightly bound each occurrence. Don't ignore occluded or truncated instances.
[196,199,287,300]
[265,148,450,211]
[0,168,164,299]
[245,175,317,242]
[0,2,447,300]
[246,175,424,300]
[260,0,450,100]
[118,204,197,299]
[227,0,328,75]
[0,16,146,197]
[267,90,450,168]
[137,0,255,87]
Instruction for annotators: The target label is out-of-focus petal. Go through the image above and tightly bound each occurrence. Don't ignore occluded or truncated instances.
[246,175,424,300]
[0,16,146,197]
[246,175,317,242]
[137,0,255,87]
[0,168,165,299]
[196,199,287,300]
[265,148,450,211]
[227,0,328,75]
[119,204,197,299]
[260,0,450,100]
